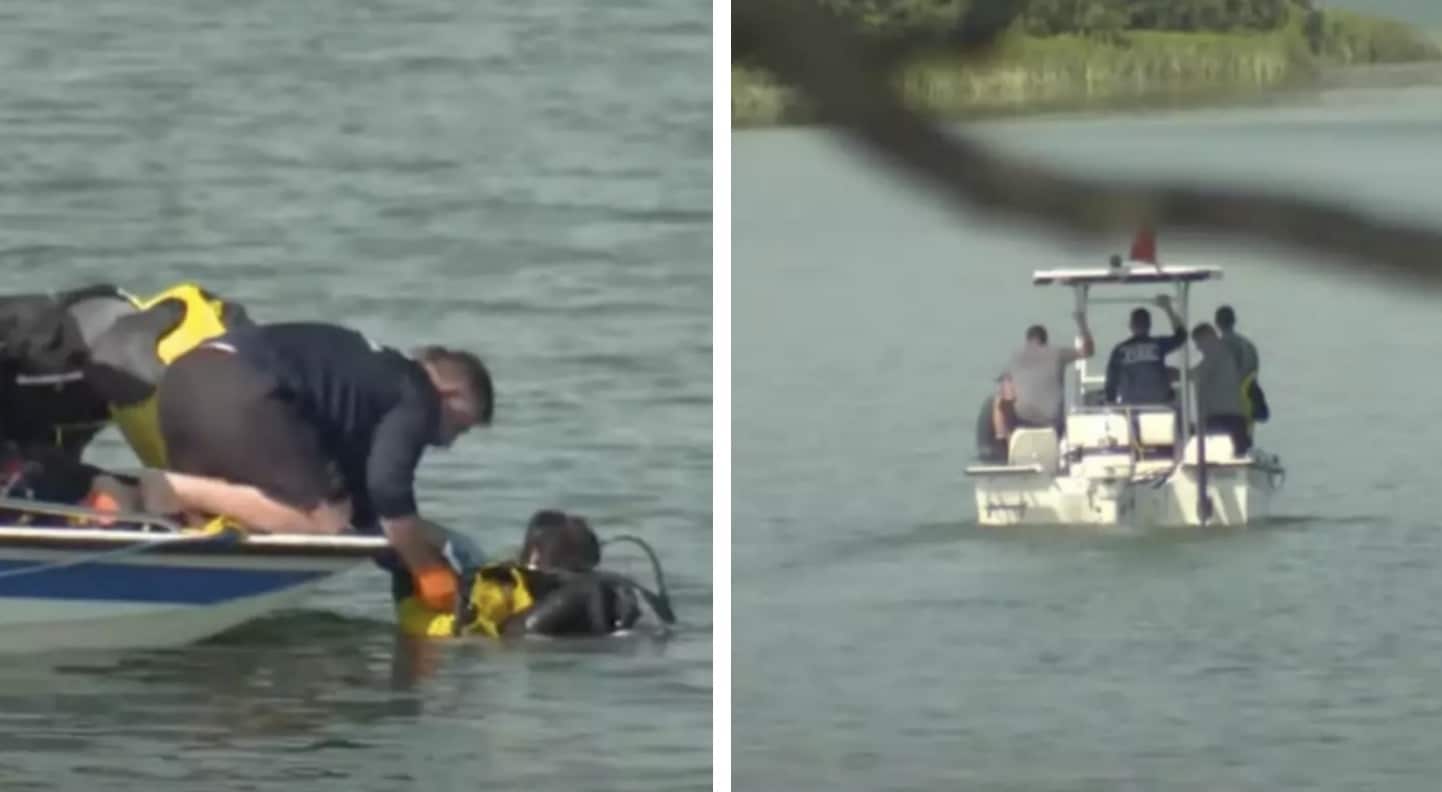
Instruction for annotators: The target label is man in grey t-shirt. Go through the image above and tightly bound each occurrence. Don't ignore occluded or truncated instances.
[1215,305,1259,379]
[1215,304,1269,426]
[1189,322,1250,455]
[1000,311,1095,432]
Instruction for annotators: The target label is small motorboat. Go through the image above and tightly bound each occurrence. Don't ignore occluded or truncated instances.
[964,232,1286,529]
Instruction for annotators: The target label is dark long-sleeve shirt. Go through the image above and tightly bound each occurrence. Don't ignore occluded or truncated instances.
[1103,328,1186,405]
[221,322,441,530]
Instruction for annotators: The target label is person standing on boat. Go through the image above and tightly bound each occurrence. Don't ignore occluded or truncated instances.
[1188,323,1251,455]
[1214,306,1258,379]
[1102,295,1186,405]
[997,312,1095,438]
[134,322,494,613]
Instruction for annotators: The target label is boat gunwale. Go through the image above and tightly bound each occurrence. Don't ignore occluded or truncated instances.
[0,525,390,559]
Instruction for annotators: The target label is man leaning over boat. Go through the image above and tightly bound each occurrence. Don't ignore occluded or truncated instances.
[130,321,495,616]
[0,284,496,618]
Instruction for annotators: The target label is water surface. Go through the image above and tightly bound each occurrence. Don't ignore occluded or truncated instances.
[0,0,711,788]
[735,83,1442,790]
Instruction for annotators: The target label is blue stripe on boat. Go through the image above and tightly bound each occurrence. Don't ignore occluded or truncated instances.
[0,560,331,604]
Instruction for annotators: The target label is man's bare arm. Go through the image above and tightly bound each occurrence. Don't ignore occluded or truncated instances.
[1067,310,1095,361]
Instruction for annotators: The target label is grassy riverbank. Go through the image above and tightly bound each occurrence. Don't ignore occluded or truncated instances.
[1313,8,1441,64]
[732,8,1442,128]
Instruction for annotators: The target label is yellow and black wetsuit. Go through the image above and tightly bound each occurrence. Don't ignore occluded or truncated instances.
[0,282,249,466]
[394,563,643,639]
[84,282,251,467]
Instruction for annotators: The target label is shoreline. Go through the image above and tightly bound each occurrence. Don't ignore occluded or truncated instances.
[734,64,1442,135]
[732,12,1442,130]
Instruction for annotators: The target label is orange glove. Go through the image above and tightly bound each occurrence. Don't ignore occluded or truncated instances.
[414,566,459,612]
[81,490,121,526]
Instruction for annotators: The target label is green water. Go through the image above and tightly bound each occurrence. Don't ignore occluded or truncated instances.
[0,0,711,789]
[735,82,1442,789]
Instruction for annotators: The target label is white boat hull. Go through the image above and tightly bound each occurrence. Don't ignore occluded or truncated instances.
[0,526,389,654]
[0,584,329,653]
[969,456,1283,529]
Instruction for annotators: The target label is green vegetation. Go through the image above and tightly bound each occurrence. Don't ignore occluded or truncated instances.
[733,0,1442,127]
[1310,8,1441,64]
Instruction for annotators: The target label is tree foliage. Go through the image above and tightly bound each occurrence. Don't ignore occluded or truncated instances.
[815,0,1311,39]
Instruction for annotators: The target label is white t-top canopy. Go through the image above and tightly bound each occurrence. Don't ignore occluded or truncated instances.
[1032,263,1223,286]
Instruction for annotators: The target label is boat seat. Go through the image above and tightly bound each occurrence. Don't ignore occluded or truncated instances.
[1183,433,1237,463]
[1008,428,1059,473]
[1136,411,1176,447]
[1065,412,1132,451]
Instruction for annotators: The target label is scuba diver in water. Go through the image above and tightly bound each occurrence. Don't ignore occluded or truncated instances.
[392,509,675,639]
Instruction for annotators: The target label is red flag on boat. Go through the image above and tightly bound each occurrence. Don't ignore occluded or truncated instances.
[1129,226,1157,264]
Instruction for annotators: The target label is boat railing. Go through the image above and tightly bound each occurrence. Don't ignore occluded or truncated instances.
[0,497,185,533]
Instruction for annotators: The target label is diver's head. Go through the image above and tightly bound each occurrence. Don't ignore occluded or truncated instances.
[520,510,601,572]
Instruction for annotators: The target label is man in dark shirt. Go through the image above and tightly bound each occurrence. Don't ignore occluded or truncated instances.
[1103,295,1186,405]
[136,322,493,611]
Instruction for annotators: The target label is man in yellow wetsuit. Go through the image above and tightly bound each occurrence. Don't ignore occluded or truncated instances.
[0,279,254,471]
[0,284,146,462]
[394,510,661,639]
[0,281,251,524]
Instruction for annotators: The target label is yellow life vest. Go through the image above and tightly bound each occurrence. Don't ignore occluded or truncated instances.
[396,565,536,639]
[1240,371,1257,431]
[108,283,236,468]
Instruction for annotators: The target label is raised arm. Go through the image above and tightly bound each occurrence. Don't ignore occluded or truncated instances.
[1155,295,1186,353]
[1063,310,1095,362]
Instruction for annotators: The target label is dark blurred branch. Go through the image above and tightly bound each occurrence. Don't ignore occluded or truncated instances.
[733,0,1442,288]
